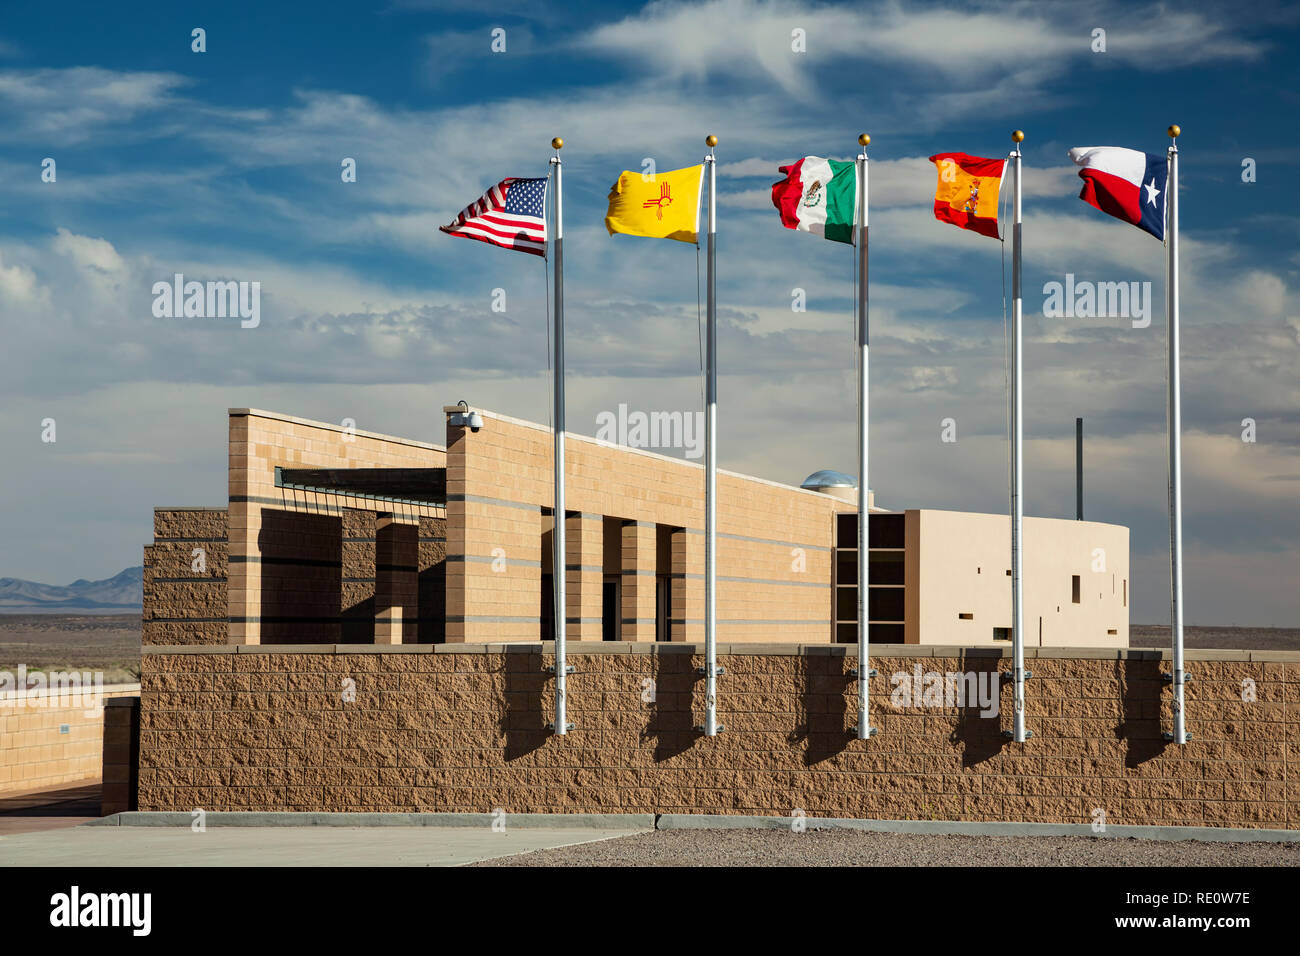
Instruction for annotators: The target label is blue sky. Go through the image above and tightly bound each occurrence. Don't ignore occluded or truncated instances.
[1,0,1297,626]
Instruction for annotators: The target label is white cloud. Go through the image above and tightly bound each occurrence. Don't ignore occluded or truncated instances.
[720,157,788,177]
[0,67,189,142]
[0,21,1293,625]
[0,252,41,303]
[52,228,126,275]
[578,0,1265,99]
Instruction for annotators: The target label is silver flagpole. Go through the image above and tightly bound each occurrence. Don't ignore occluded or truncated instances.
[702,134,720,737]
[1009,130,1029,743]
[854,133,876,740]
[1165,124,1187,745]
[549,136,571,735]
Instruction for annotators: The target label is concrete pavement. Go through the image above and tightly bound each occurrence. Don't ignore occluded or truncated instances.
[0,824,646,866]
[0,782,102,836]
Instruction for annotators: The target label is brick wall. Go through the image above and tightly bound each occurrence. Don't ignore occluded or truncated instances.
[259,509,343,643]
[376,518,419,645]
[143,509,228,646]
[448,409,839,644]
[417,516,447,644]
[228,409,446,645]
[135,646,1298,828]
[0,685,140,795]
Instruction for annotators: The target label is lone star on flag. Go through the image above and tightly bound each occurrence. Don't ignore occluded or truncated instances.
[1144,177,1161,206]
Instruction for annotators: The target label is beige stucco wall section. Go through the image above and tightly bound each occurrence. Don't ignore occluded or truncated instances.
[227,409,446,645]
[447,408,839,644]
[911,509,1129,647]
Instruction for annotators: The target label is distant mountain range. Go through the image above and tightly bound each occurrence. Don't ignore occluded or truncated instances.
[0,567,142,614]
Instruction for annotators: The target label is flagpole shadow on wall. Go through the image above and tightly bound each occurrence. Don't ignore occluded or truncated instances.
[642,645,698,762]
[950,648,1010,768]
[788,647,852,766]
[1114,653,1170,768]
[502,645,548,761]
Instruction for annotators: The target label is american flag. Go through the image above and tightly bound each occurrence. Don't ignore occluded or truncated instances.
[440,176,548,256]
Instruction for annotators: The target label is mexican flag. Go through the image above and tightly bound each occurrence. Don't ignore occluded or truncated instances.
[771,157,859,244]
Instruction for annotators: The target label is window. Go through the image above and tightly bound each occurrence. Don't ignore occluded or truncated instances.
[541,573,554,640]
[958,612,974,620]
[602,575,620,642]
[655,574,671,642]
[993,627,1012,641]
[1071,575,1081,604]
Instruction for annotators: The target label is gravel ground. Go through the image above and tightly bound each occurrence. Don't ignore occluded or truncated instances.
[1129,624,1300,651]
[472,828,1300,867]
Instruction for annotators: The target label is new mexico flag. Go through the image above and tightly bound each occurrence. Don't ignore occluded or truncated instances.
[604,164,704,243]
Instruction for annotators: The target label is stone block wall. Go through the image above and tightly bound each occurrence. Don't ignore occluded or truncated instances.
[143,508,228,646]
[134,645,1298,828]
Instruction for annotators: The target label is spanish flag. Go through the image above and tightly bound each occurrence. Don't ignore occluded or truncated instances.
[604,164,704,243]
[928,152,1005,239]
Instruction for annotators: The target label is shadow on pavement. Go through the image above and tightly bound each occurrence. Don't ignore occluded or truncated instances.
[0,780,102,835]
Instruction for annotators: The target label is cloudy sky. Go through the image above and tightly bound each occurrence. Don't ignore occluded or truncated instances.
[1,0,1297,625]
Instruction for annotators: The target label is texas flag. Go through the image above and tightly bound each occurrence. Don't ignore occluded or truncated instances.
[1068,146,1167,241]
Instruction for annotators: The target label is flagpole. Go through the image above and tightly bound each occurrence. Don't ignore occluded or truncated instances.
[549,136,571,735]
[1008,129,1029,743]
[853,133,876,741]
[1165,123,1187,745]
[702,134,720,737]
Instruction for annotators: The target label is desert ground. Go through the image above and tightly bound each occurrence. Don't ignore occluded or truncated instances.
[0,614,141,685]
[472,827,1300,867]
[1128,625,1300,652]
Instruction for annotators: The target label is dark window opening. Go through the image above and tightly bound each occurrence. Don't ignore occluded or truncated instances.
[602,575,620,642]
[655,574,670,642]
[869,587,904,623]
[834,512,905,548]
[869,550,904,585]
[540,572,554,641]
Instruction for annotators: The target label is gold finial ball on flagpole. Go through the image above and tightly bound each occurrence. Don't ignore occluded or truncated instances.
[1167,124,1181,139]
[858,133,870,146]
[705,134,718,147]
[1011,130,1025,143]
[551,137,564,150]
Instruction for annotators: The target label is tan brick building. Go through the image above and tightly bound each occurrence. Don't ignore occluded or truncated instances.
[142,406,1129,650]
[123,407,1300,831]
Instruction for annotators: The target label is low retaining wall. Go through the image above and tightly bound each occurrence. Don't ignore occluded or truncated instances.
[0,683,141,796]
[136,645,1298,828]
